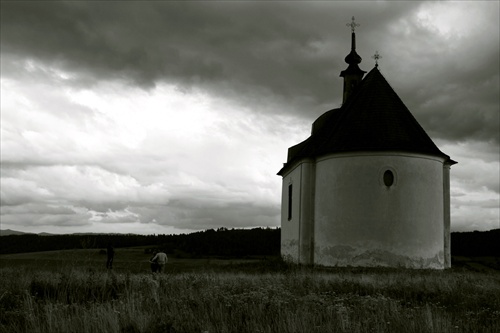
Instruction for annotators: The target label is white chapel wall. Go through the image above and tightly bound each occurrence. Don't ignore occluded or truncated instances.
[280,160,315,263]
[313,152,447,269]
[280,165,301,262]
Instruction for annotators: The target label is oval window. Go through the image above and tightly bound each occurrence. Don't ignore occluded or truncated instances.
[383,170,394,187]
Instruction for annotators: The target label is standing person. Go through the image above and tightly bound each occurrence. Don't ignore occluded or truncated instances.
[149,251,159,273]
[151,250,168,273]
[106,244,115,269]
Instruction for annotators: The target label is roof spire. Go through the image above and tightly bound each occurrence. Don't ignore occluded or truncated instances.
[347,17,359,51]
[340,16,366,104]
[343,16,362,65]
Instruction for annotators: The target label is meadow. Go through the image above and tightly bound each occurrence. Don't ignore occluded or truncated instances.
[1,248,499,333]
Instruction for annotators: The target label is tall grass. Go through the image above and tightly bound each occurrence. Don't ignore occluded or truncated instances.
[1,261,499,333]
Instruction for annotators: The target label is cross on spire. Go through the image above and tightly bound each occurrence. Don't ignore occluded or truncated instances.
[372,51,382,67]
[346,16,360,33]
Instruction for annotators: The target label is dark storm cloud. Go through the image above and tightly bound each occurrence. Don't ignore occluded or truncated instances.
[3,1,497,147]
[1,1,422,113]
[394,51,500,144]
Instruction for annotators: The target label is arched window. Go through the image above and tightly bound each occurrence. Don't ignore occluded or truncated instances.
[383,170,394,187]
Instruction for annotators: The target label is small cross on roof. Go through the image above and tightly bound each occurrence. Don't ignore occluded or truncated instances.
[372,51,382,67]
[346,16,360,33]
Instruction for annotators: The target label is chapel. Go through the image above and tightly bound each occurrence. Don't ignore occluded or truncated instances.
[278,18,456,269]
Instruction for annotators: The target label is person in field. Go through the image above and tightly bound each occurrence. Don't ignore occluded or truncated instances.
[106,244,115,269]
[149,251,160,273]
[150,250,168,273]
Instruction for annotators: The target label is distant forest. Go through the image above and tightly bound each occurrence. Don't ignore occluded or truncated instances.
[0,227,280,257]
[1,228,498,258]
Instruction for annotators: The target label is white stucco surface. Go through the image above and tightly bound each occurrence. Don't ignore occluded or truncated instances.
[315,153,445,268]
[280,159,315,264]
[280,164,302,262]
[281,152,449,269]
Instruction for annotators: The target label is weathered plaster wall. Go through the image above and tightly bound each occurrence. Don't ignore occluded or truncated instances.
[280,164,302,262]
[443,164,452,268]
[298,161,315,265]
[280,160,315,264]
[313,153,446,269]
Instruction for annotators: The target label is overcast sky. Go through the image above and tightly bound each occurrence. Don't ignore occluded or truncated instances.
[1,1,499,235]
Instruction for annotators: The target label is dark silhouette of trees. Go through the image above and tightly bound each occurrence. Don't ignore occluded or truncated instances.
[451,229,500,257]
[0,228,281,257]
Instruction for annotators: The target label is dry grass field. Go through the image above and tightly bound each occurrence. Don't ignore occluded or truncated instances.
[1,248,499,333]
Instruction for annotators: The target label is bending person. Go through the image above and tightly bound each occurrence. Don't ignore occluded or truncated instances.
[151,250,168,273]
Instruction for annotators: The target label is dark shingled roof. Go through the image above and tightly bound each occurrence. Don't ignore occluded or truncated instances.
[278,66,454,175]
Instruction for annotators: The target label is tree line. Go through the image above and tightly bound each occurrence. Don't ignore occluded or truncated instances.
[0,227,281,257]
[1,228,498,257]
[450,229,499,257]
